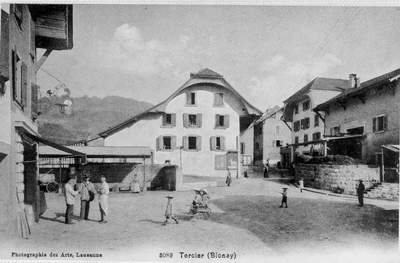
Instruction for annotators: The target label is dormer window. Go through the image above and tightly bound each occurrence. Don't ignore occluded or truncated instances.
[294,104,299,115]
[214,92,224,106]
[186,92,196,105]
[302,100,310,111]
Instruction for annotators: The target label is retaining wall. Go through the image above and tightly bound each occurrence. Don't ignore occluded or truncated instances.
[295,163,380,195]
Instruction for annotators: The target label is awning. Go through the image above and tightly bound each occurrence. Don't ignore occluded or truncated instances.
[289,134,364,147]
[16,127,86,163]
[382,145,400,153]
[39,145,152,159]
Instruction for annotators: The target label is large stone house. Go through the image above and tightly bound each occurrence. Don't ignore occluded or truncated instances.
[0,4,75,237]
[96,69,261,177]
[282,77,351,157]
[314,68,400,182]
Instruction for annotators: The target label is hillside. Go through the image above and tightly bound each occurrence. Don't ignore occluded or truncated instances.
[37,95,153,145]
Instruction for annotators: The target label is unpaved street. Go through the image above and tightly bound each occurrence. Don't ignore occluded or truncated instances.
[1,178,398,262]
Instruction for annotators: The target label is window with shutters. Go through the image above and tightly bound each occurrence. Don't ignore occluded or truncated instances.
[161,113,176,127]
[302,100,310,111]
[210,136,225,151]
[186,92,196,106]
[294,104,299,115]
[240,143,245,154]
[312,132,321,141]
[330,126,341,136]
[12,50,26,109]
[300,117,310,130]
[188,136,197,150]
[31,84,40,120]
[163,137,172,150]
[314,114,319,127]
[373,115,388,133]
[304,134,308,143]
[215,114,229,129]
[214,93,224,106]
[182,135,201,151]
[293,121,300,132]
[294,136,299,144]
[156,136,176,151]
[183,113,202,128]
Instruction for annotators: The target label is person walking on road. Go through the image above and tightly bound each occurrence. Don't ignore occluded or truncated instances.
[98,176,110,223]
[263,159,270,178]
[64,176,79,224]
[226,168,232,187]
[279,187,288,208]
[357,180,365,207]
[79,176,95,220]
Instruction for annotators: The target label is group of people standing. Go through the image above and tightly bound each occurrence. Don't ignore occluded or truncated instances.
[64,175,110,224]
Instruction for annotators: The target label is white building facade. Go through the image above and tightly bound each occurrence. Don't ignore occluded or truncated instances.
[283,77,351,156]
[99,69,261,177]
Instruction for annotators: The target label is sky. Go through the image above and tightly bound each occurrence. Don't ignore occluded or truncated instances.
[26,4,400,111]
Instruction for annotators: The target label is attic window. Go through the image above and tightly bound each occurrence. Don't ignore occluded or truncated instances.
[302,100,310,111]
[214,93,224,106]
[186,92,196,105]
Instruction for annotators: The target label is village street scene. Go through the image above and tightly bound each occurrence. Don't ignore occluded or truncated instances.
[0,3,399,263]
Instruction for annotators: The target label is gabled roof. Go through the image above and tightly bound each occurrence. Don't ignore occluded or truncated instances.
[284,77,349,105]
[99,68,262,138]
[315,68,400,111]
[254,105,282,125]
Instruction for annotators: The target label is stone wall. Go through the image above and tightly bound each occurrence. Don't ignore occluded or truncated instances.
[68,163,182,191]
[295,163,380,195]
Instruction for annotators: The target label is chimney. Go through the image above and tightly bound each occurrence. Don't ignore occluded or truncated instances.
[349,73,360,88]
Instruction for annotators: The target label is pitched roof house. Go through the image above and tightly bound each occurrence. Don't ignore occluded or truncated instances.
[97,68,261,177]
[282,77,350,156]
[314,68,400,173]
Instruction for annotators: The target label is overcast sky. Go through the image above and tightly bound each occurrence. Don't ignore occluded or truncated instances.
[29,5,400,111]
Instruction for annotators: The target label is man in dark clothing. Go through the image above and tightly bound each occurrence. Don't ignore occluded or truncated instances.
[263,159,270,178]
[357,180,365,207]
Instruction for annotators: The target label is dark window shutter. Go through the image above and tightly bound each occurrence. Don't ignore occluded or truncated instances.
[161,114,166,126]
[182,136,188,151]
[215,114,219,128]
[183,113,188,128]
[31,83,39,119]
[21,62,27,107]
[372,117,376,132]
[156,136,161,151]
[171,136,177,150]
[221,136,226,151]
[171,113,176,127]
[383,115,388,130]
[197,113,202,128]
[11,50,16,100]
[210,136,215,150]
[196,136,201,151]
[186,93,190,105]
[224,115,230,128]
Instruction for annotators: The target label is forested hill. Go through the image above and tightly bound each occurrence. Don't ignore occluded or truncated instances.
[37,95,153,145]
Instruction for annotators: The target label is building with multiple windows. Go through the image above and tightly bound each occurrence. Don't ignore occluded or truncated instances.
[314,68,400,175]
[282,77,350,156]
[97,68,261,177]
[0,4,75,237]
[240,106,291,167]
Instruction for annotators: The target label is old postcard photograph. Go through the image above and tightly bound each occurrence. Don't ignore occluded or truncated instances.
[0,1,399,262]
